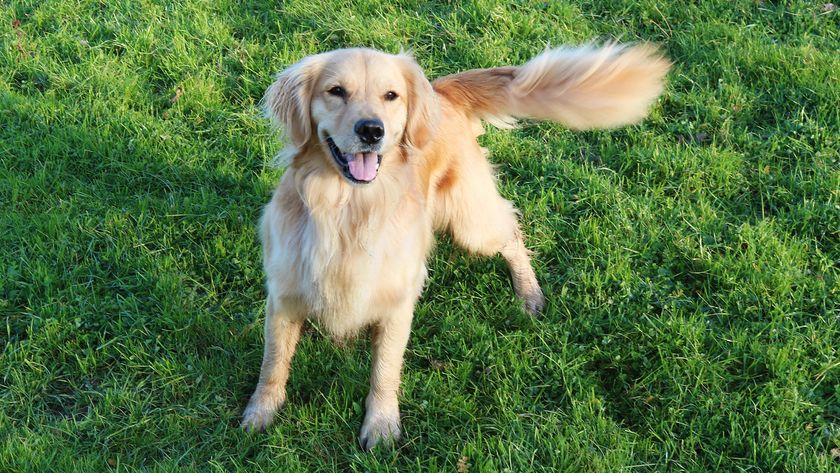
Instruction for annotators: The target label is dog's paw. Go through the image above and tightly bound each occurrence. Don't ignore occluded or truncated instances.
[522,288,545,315]
[241,395,283,432]
[359,412,401,451]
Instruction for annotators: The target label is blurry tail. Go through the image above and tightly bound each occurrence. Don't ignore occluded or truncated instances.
[432,43,671,130]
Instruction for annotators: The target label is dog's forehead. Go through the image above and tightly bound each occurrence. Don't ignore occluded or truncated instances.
[320,50,407,92]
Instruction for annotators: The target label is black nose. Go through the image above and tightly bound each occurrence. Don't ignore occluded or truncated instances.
[354,119,385,144]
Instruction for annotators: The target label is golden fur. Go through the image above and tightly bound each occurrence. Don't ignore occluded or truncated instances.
[242,45,670,449]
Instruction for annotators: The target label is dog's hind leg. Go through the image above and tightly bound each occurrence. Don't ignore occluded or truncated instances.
[436,152,545,314]
[498,225,545,314]
[241,297,304,431]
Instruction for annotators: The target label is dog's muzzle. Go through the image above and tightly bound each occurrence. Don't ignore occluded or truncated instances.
[326,137,383,184]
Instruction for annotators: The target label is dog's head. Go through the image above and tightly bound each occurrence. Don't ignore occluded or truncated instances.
[264,48,437,185]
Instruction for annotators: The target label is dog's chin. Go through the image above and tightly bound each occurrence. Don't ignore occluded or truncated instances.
[324,137,383,185]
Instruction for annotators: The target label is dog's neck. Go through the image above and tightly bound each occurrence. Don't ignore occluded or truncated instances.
[289,145,418,247]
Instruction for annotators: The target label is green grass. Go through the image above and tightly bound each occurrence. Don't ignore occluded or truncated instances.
[1,0,838,471]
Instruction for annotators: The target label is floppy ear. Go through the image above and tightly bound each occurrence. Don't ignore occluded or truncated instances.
[262,53,327,158]
[397,53,439,150]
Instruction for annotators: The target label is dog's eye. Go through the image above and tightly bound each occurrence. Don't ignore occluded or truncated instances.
[327,86,346,98]
[384,91,399,101]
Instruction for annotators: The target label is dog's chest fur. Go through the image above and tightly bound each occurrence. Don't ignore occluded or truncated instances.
[262,168,432,338]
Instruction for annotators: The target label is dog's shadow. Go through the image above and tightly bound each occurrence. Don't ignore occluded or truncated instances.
[3,86,278,418]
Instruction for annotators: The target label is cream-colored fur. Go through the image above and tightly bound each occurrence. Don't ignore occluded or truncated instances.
[241,45,670,450]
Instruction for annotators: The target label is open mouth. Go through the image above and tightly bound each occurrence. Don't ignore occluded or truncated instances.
[325,137,382,184]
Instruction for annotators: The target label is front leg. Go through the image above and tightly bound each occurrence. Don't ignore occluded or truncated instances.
[241,298,304,431]
[359,302,414,451]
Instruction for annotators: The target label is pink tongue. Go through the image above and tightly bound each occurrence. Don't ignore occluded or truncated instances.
[347,152,379,181]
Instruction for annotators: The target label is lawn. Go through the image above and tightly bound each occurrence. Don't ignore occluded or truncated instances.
[1,0,838,471]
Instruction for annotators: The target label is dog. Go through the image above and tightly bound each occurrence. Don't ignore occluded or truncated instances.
[241,44,670,450]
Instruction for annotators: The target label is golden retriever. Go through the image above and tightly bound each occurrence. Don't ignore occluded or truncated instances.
[241,44,670,450]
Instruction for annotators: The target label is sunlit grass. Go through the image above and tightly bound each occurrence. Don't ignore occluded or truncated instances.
[1,1,838,471]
